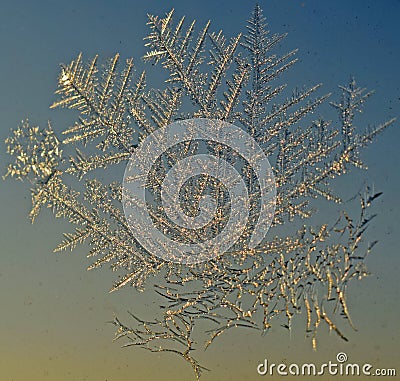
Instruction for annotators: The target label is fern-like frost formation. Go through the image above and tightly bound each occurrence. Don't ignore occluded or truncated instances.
[4,5,396,379]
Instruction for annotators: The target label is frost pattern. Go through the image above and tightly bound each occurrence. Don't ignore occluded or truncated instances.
[4,5,395,379]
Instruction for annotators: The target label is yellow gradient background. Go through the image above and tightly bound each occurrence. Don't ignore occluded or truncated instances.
[1,1,399,380]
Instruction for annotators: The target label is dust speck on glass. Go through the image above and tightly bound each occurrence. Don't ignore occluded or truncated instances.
[3,5,395,379]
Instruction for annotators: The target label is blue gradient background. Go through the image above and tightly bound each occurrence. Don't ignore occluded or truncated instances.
[0,1,399,380]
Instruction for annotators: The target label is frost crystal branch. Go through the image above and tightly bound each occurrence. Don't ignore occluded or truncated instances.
[4,5,395,379]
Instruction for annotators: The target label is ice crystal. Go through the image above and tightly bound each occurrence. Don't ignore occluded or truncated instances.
[4,5,396,379]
